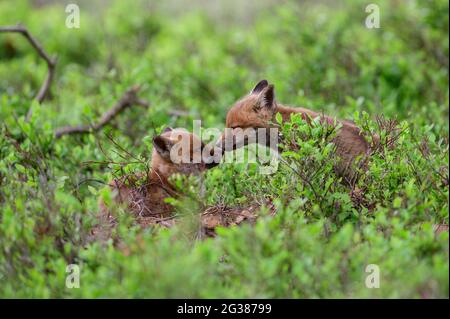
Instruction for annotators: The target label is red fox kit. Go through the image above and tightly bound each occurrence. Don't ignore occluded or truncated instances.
[219,80,378,178]
[98,128,216,222]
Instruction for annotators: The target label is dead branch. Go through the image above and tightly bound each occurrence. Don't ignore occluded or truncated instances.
[0,24,57,120]
[54,86,149,138]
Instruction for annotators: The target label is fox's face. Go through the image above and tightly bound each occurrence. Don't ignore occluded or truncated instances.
[219,80,277,150]
[98,128,216,223]
[152,128,217,178]
[226,79,277,129]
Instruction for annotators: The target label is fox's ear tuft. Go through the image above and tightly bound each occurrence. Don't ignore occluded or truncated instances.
[264,84,275,106]
[256,84,275,109]
[251,79,269,94]
[162,127,173,134]
[153,135,173,160]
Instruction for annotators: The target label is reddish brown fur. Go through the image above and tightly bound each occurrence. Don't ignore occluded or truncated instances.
[223,80,378,177]
[98,129,209,221]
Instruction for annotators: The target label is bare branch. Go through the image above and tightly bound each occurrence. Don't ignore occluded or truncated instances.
[54,85,150,138]
[0,24,57,119]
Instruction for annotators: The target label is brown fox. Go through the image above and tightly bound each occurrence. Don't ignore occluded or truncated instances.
[98,128,217,226]
[219,80,378,179]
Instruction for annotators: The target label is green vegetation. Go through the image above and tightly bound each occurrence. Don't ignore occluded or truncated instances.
[0,0,448,298]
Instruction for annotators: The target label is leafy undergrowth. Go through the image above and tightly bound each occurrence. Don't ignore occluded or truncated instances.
[0,0,448,298]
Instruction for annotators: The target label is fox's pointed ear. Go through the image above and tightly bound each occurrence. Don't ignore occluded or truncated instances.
[162,127,173,134]
[251,79,269,94]
[256,84,275,109]
[153,135,174,160]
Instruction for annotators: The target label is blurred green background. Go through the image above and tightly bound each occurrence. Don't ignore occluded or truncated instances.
[1,0,448,131]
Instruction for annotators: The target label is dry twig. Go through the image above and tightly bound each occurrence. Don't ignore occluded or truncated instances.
[0,24,57,120]
[54,86,149,138]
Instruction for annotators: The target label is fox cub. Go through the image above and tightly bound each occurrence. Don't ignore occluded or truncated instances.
[98,128,215,222]
[220,79,379,178]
